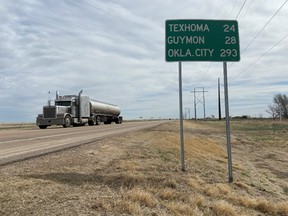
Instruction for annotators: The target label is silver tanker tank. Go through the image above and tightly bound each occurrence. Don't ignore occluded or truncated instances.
[89,99,121,116]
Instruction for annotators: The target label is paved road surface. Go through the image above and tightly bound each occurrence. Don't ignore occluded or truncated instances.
[0,121,167,166]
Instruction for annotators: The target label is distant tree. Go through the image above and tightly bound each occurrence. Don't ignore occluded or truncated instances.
[266,94,288,119]
[266,104,278,120]
[273,93,288,118]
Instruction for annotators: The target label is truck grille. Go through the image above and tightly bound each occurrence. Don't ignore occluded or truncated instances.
[43,106,56,118]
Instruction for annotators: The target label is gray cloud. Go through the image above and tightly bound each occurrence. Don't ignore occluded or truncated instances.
[0,0,288,122]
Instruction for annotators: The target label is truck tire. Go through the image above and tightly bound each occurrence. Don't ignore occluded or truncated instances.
[88,116,96,126]
[63,115,71,128]
[39,125,48,129]
[96,116,100,125]
[115,117,122,124]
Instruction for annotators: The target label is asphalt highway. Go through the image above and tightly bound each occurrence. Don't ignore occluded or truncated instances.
[0,121,167,166]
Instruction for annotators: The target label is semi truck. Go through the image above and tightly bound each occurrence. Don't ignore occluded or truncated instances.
[36,90,122,129]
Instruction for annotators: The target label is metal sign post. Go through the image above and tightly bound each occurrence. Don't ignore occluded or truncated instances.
[223,62,233,183]
[178,62,185,171]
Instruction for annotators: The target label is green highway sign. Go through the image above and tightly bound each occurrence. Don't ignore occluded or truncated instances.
[165,19,240,62]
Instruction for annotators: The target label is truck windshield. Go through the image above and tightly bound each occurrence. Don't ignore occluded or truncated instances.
[55,101,72,106]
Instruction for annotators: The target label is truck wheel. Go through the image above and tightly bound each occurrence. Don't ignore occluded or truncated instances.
[116,117,122,124]
[88,116,96,126]
[96,116,100,125]
[39,125,48,129]
[63,116,71,128]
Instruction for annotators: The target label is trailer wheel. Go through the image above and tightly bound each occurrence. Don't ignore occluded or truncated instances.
[96,116,100,125]
[63,115,71,128]
[115,117,122,124]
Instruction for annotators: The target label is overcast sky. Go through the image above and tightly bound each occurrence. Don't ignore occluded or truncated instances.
[1,0,288,122]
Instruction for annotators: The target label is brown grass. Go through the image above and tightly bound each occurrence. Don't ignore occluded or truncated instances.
[0,120,288,215]
[211,200,238,216]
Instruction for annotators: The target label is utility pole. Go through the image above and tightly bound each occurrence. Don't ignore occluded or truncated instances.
[202,87,206,120]
[191,87,208,121]
[185,108,191,119]
[218,78,222,120]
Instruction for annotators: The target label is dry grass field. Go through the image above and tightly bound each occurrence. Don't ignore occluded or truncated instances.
[0,123,35,130]
[0,119,288,215]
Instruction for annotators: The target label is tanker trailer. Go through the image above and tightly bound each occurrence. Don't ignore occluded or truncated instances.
[88,99,122,125]
[36,90,122,129]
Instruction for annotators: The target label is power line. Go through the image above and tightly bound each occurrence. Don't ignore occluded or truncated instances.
[193,0,244,89]
[228,0,288,70]
[241,0,254,19]
[190,0,285,86]
[231,32,288,81]
[197,62,212,86]
[195,0,247,88]
[191,1,287,110]
[202,30,288,116]
[241,0,288,54]
[235,0,247,19]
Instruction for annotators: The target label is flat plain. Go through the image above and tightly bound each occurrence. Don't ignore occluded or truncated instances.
[0,119,287,215]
